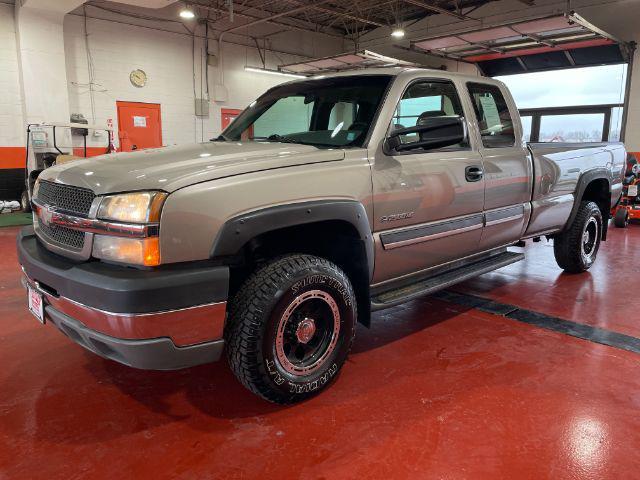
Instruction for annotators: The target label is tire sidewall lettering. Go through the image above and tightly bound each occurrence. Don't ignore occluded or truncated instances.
[291,274,352,307]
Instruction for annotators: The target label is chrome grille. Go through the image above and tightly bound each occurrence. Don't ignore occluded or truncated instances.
[38,222,85,250]
[36,181,95,216]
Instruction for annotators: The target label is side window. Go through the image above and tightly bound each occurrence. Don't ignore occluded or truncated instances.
[253,96,313,138]
[392,80,467,148]
[467,83,515,148]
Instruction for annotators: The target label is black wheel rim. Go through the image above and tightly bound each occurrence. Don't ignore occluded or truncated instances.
[275,290,340,376]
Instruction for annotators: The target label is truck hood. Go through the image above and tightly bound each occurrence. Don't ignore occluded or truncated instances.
[40,142,345,195]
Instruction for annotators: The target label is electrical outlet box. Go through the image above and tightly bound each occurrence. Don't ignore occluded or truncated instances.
[212,83,228,102]
[195,98,209,117]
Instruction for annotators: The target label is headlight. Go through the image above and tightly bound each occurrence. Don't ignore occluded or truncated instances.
[93,191,166,266]
[93,235,160,266]
[97,191,167,223]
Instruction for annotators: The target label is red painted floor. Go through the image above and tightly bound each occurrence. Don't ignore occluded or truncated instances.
[1,224,640,479]
[457,224,640,338]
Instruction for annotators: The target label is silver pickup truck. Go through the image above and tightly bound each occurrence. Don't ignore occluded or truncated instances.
[18,68,625,404]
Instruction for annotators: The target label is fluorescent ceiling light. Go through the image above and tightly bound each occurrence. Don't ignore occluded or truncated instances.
[391,28,405,38]
[244,66,306,79]
[179,7,195,19]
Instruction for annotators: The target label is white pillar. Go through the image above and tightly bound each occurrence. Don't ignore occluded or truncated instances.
[624,47,640,158]
[14,0,86,125]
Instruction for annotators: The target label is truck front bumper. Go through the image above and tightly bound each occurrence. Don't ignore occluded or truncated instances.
[17,226,229,370]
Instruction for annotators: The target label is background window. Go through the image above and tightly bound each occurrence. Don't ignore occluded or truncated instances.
[496,64,627,109]
[392,81,467,148]
[521,115,532,142]
[539,113,605,142]
[496,65,626,143]
[468,83,515,148]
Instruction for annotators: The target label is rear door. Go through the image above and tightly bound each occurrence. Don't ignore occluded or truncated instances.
[372,78,485,283]
[466,82,532,250]
[116,101,162,152]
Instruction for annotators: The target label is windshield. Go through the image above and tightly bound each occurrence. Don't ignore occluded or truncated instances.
[222,75,392,148]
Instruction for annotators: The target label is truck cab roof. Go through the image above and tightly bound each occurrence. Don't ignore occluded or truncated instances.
[304,66,505,88]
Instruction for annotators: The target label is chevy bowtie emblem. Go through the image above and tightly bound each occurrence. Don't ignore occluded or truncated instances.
[39,206,54,227]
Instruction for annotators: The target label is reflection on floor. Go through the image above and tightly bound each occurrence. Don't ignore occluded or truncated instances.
[1,224,639,479]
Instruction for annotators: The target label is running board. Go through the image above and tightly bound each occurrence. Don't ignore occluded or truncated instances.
[371,251,524,311]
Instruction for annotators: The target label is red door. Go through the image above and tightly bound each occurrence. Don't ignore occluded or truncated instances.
[116,101,162,152]
[221,108,242,130]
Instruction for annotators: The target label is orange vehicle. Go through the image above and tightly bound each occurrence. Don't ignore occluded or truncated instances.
[613,156,640,228]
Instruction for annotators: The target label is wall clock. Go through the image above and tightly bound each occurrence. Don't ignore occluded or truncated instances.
[130,69,147,88]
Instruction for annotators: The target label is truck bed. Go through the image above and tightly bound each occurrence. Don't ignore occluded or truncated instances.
[524,141,626,237]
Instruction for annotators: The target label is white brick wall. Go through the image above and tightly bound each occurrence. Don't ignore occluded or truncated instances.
[63,14,334,148]
[1,5,343,152]
[0,4,25,148]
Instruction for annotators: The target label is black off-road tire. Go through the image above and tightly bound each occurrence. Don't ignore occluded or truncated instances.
[21,190,32,213]
[614,208,629,228]
[553,201,602,273]
[225,254,357,404]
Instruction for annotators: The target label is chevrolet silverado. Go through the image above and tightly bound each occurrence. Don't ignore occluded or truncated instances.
[18,68,625,403]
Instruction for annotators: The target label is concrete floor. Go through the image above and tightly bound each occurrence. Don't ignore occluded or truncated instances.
[1,224,640,479]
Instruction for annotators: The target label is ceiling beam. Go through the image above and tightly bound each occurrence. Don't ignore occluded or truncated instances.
[189,0,346,40]
[401,0,471,20]
[220,0,333,34]
[296,2,387,28]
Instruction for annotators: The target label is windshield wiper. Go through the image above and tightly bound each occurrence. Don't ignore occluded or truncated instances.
[266,134,300,144]
[210,134,228,142]
[253,135,337,148]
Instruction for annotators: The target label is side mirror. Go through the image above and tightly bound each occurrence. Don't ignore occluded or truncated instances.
[385,116,465,153]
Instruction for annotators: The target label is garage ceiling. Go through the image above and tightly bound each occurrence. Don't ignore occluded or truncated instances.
[411,12,635,75]
[187,0,495,38]
[82,1,634,78]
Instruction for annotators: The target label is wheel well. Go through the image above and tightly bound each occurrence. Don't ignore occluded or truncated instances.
[228,220,372,326]
[581,178,610,240]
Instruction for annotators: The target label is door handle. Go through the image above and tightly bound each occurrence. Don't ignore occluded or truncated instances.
[465,166,484,182]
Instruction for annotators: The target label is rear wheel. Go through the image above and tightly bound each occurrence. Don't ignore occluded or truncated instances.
[20,190,32,213]
[225,254,357,404]
[553,201,602,273]
[614,208,629,228]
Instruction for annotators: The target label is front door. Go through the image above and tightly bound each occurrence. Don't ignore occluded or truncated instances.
[372,79,485,284]
[116,101,162,152]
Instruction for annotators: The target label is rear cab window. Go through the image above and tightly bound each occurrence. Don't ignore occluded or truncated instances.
[467,83,515,148]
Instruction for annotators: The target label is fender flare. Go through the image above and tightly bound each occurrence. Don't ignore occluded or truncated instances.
[210,200,374,281]
[564,168,612,229]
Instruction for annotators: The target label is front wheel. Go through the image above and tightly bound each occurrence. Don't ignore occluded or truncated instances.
[614,208,629,228]
[553,201,602,273]
[225,254,357,404]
